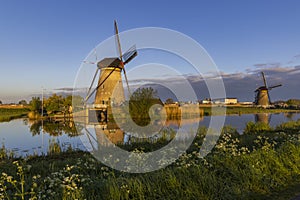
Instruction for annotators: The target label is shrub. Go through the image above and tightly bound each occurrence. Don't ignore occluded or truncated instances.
[244,121,272,134]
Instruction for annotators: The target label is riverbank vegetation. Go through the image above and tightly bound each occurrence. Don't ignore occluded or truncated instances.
[201,106,299,116]
[27,95,83,120]
[0,120,299,199]
[0,107,30,122]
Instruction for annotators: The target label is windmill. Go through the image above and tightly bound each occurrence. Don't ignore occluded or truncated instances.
[84,20,137,122]
[254,71,282,107]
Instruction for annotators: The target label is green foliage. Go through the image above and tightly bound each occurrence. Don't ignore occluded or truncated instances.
[0,121,300,199]
[44,94,64,114]
[70,95,84,112]
[0,108,29,122]
[244,121,272,134]
[44,94,83,115]
[130,87,158,101]
[201,106,299,116]
[29,120,79,137]
[48,139,62,155]
[286,99,300,106]
[18,100,27,105]
[29,97,42,113]
[0,100,2,104]
[275,119,300,134]
[129,87,162,125]
[0,94,83,121]
[165,98,174,104]
[27,111,41,120]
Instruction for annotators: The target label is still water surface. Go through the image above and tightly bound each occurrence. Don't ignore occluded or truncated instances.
[1,112,299,156]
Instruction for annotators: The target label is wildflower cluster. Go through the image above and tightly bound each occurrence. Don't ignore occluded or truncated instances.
[175,151,201,168]
[0,161,37,199]
[38,162,92,199]
[215,132,250,156]
[253,135,277,151]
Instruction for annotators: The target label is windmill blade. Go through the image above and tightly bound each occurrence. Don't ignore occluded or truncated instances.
[114,20,123,60]
[85,68,100,102]
[83,48,98,65]
[83,61,96,65]
[268,84,282,90]
[123,45,137,64]
[122,66,131,96]
[94,48,98,61]
[84,127,97,151]
[267,91,272,105]
[261,72,268,87]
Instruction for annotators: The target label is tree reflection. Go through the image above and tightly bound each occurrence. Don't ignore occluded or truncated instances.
[29,120,82,137]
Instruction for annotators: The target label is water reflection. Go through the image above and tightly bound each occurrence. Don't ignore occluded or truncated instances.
[1,112,300,156]
[28,120,82,137]
[284,112,296,120]
[254,113,270,124]
[82,116,204,151]
[94,122,125,146]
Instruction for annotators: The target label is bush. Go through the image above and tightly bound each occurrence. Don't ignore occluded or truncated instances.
[244,121,272,134]
[28,111,41,119]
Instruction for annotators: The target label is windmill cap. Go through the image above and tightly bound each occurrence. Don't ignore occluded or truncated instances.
[97,57,122,69]
[255,86,268,92]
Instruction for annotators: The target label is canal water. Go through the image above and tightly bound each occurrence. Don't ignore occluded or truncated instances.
[0,112,299,156]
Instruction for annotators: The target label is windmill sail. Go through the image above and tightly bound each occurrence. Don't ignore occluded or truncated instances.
[123,45,137,64]
[261,72,267,87]
[268,84,282,90]
[114,20,123,60]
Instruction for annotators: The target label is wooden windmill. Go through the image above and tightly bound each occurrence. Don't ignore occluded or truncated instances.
[84,20,137,122]
[254,71,282,107]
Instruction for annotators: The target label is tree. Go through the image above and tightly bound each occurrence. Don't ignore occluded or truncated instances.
[130,87,158,101]
[165,98,174,104]
[129,87,162,125]
[29,97,42,113]
[18,100,27,105]
[44,94,64,114]
[71,95,84,112]
[0,100,2,105]
[286,99,300,106]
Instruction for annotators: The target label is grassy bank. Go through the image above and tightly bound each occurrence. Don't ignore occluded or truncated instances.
[0,107,30,122]
[201,106,300,116]
[0,120,300,199]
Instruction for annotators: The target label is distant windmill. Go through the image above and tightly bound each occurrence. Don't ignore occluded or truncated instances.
[254,71,282,107]
[84,20,137,121]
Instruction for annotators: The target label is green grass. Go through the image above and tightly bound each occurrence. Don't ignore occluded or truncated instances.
[0,121,300,199]
[0,108,30,122]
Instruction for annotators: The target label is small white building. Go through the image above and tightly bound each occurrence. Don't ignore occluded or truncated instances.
[240,101,254,106]
[201,98,212,104]
[224,98,238,104]
[213,98,238,105]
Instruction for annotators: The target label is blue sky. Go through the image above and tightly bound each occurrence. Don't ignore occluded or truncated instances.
[0,0,300,103]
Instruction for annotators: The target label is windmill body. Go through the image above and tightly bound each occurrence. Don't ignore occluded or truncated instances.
[255,86,270,107]
[254,72,282,108]
[94,58,125,107]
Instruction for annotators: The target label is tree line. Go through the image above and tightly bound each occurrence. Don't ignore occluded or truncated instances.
[29,94,83,116]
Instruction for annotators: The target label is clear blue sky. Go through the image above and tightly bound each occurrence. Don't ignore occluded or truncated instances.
[1,0,300,103]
